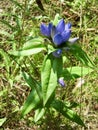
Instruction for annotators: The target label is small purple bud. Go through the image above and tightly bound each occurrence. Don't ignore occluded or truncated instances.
[52,49,62,58]
[58,77,66,87]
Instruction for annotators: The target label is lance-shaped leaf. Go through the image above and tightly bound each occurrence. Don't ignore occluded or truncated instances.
[34,108,45,122]
[62,66,93,80]
[51,99,85,126]
[41,54,62,106]
[9,37,45,56]
[22,72,42,99]
[69,44,94,68]
[21,72,42,117]
[23,37,44,50]
[21,90,41,117]
[9,47,45,56]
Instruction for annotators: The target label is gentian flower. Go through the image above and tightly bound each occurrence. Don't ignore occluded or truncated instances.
[51,20,71,47]
[41,19,78,46]
[40,19,79,57]
[58,77,66,87]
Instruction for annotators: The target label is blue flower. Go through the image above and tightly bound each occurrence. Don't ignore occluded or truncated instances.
[40,19,73,47]
[40,19,79,58]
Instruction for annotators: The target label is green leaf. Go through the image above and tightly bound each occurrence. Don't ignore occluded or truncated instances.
[61,101,79,109]
[70,44,94,68]
[34,108,45,122]
[41,54,63,106]
[51,100,85,126]
[9,36,45,57]
[22,72,42,99]
[0,118,7,126]
[21,90,41,116]
[62,66,93,80]
[21,72,42,116]
[23,37,44,50]
[9,47,45,56]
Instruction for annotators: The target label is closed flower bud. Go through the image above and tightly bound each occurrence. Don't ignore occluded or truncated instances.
[58,77,66,87]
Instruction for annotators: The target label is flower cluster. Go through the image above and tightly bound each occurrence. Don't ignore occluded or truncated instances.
[40,19,78,57]
[40,19,78,47]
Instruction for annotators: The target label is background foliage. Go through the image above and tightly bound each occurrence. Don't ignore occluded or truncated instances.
[0,0,98,130]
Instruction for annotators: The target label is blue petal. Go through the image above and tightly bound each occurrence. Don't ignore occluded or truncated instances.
[68,37,79,44]
[61,30,71,42]
[40,23,50,37]
[58,77,66,87]
[51,26,57,38]
[53,34,63,46]
[56,19,65,33]
[52,49,62,58]
[65,23,71,30]
[48,23,53,36]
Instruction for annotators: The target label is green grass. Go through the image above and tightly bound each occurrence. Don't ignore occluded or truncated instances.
[0,0,98,129]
